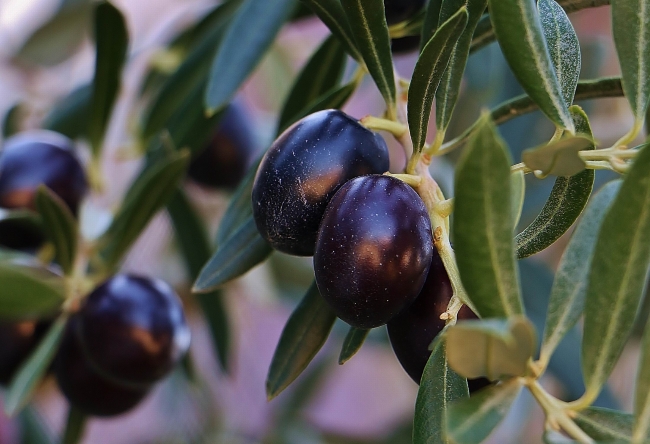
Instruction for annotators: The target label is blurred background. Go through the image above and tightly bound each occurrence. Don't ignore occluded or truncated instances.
[0,0,645,442]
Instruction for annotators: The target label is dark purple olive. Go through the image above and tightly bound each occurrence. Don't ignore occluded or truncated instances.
[314,175,433,328]
[188,103,257,190]
[384,0,426,25]
[0,320,50,385]
[55,316,150,417]
[252,110,390,256]
[391,35,421,54]
[387,249,490,392]
[76,275,191,385]
[0,130,87,215]
[0,217,45,251]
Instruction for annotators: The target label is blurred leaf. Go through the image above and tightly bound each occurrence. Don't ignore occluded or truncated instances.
[167,190,230,371]
[582,144,650,400]
[35,187,77,275]
[338,327,369,365]
[539,180,620,364]
[408,7,468,152]
[538,0,581,106]
[413,332,468,444]
[88,1,128,157]
[266,282,336,399]
[5,315,67,416]
[635,317,650,441]
[341,0,396,117]
[522,135,591,177]
[205,0,296,114]
[216,160,259,244]
[510,170,525,229]
[574,407,633,442]
[61,406,86,444]
[487,0,574,132]
[15,0,90,66]
[99,150,189,270]
[2,104,22,138]
[453,114,522,318]
[434,0,487,137]
[19,407,55,444]
[301,0,362,61]
[193,216,272,292]
[0,256,64,319]
[612,0,650,121]
[446,317,536,380]
[286,81,357,127]
[42,84,91,140]
[447,378,522,444]
[420,0,444,51]
[516,106,595,259]
[543,429,576,443]
[278,36,347,133]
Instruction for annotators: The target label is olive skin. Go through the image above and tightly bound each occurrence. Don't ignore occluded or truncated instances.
[0,320,50,385]
[0,130,87,215]
[391,35,422,54]
[76,275,191,385]
[252,110,390,256]
[384,0,426,25]
[314,175,433,328]
[188,104,256,190]
[387,249,491,392]
[54,316,150,417]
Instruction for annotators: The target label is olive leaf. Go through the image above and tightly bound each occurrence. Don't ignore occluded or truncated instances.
[487,0,574,132]
[516,106,595,259]
[216,160,259,245]
[413,332,468,444]
[510,170,525,229]
[446,378,523,444]
[446,317,537,380]
[408,6,468,153]
[300,0,362,61]
[539,180,620,365]
[341,0,397,117]
[266,282,336,399]
[522,134,591,177]
[42,84,92,140]
[453,114,523,318]
[205,0,296,114]
[35,186,78,276]
[338,327,369,365]
[420,0,443,49]
[88,1,128,157]
[61,406,87,444]
[582,143,650,401]
[634,319,650,441]
[574,407,634,442]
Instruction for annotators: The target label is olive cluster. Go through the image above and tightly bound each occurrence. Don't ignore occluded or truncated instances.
[252,110,486,388]
[0,131,190,416]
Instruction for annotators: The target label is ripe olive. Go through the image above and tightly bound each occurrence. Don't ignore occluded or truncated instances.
[252,110,390,256]
[0,130,87,214]
[384,0,426,25]
[391,35,422,54]
[55,316,150,417]
[75,275,191,385]
[0,319,49,385]
[188,103,256,190]
[387,249,491,392]
[314,175,433,328]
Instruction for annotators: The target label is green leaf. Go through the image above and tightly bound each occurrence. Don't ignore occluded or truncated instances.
[3,104,22,138]
[299,0,362,61]
[420,0,444,51]
[278,36,347,133]
[487,0,574,132]
[510,170,525,229]
[446,378,522,444]
[266,282,336,399]
[522,135,591,177]
[42,84,92,140]
[453,114,523,318]
[61,406,87,444]
[408,7,468,153]
[216,160,259,244]
[0,257,65,319]
[19,407,55,444]
[516,106,595,259]
[434,0,488,138]
[612,0,650,120]
[205,0,296,114]
[193,216,272,292]
[5,315,68,415]
[341,0,396,117]
[538,0,581,106]
[539,180,620,363]
[574,407,633,442]
[99,150,189,270]
[413,332,468,444]
[446,317,536,380]
[88,1,128,157]
[285,81,357,127]
[167,190,230,371]
[338,327,369,365]
[635,318,650,441]
[34,187,78,276]
[582,143,650,400]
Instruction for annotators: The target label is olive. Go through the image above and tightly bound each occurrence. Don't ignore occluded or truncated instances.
[384,0,426,25]
[0,319,50,385]
[391,35,422,54]
[387,249,491,392]
[314,175,433,328]
[54,316,150,417]
[0,130,87,215]
[188,103,257,190]
[75,275,191,385]
[252,110,390,256]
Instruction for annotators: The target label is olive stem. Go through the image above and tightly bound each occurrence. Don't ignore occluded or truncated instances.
[610,118,643,150]
[385,173,422,187]
[360,115,408,137]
